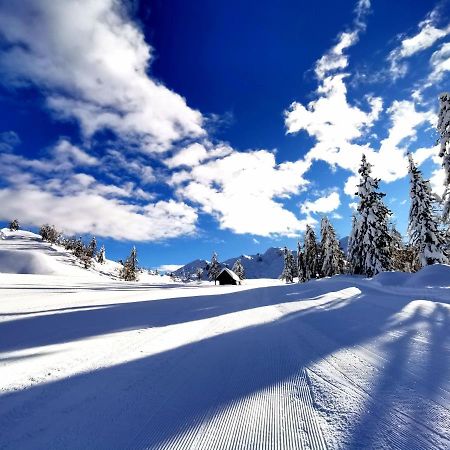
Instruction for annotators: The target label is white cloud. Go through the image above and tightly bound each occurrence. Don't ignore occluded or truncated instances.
[314,0,370,80]
[102,149,156,185]
[285,75,382,164]
[285,1,439,200]
[252,238,260,244]
[388,9,450,78]
[372,100,434,182]
[51,139,99,168]
[428,42,450,83]
[0,0,204,151]
[301,192,341,215]
[164,142,233,169]
[0,187,197,241]
[0,130,20,152]
[172,149,312,236]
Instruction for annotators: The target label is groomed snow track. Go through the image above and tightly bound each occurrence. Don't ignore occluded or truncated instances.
[1,263,450,449]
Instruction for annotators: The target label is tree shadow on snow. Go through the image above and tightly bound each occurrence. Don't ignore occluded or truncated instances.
[0,280,448,449]
[0,280,357,353]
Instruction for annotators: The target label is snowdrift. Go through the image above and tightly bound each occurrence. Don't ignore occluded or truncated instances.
[0,249,58,275]
[404,263,450,288]
[373,264,450,289]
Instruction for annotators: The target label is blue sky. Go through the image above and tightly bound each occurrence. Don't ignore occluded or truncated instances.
[0,0,449,270]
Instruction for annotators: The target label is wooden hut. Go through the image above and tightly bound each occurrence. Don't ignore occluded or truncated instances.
[216,268,241,285]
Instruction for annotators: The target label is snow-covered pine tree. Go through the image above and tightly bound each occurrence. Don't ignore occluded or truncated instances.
[320,216,345,277]
[437,92,450,221]
[281,247,295,283]
[407,154,448,267]
[121,246,138,281]
[304,225,318,280]
[297,241,306,282]
[195,267,203,282]
[389,224,407,271]
[347,214,357,273]
[232,258,245,280]
[8,219,19,231]
[39,224,60,243]
[87,237,97,259]
[208,252,221,284]
[348,155,392,277]
[73,237,84,259]
[97,244,105,264]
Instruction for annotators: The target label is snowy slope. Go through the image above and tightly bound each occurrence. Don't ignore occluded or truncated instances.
[0,228,173,283]
[0,266,449,449]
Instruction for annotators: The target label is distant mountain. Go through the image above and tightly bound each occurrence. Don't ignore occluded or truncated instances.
[174,237,349,280]
[222,247,285,279]
[339,236,349,254]
[172,259,209,278]
[174,247,285,280]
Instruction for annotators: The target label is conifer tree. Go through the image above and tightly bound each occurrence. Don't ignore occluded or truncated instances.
[73,237,84,259]
[297,241,306,282]
[87,237,97,259]
[437,92,450,221]
[208,252,221,285]
[347,215,357,273]
[8,219,19,231]
[195,267,203,282]
[121,246,138,281]
[407,154,448,267]
[320,216,345,277]
[304,225,318,280]
[39,224,60,243]
[232,258,245,280]
[281,247,295,283]
[97,244,105,264]
[348,155,392,276]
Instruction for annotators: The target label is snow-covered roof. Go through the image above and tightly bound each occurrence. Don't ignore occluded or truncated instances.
[218,267,241,282]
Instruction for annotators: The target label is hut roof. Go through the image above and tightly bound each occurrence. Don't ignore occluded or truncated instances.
[218,267,241,282]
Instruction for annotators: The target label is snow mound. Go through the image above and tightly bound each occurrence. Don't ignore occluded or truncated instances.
[404,264,450,288]
[0,249,57,275]
[372,271,412,286]
[372,264,450,289]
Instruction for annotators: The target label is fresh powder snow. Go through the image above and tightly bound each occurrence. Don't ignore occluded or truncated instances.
[0,230,449,449]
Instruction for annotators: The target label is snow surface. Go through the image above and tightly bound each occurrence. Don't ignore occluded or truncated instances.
[0,231,450,449]
[0,228,173,283]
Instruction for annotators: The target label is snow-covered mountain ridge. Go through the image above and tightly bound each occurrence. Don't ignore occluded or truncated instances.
[174,247,286,279]
[175,237,349,280]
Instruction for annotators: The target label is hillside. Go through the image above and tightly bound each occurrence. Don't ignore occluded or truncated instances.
[0,228,172,283]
